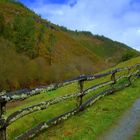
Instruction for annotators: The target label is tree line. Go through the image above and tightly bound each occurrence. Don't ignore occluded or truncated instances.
[0,12,57,63]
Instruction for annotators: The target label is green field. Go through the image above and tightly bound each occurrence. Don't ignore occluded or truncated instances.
[5,56,140,140]
[133,129,140,140]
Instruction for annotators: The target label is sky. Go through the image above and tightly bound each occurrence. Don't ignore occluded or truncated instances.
[20,0,140,51]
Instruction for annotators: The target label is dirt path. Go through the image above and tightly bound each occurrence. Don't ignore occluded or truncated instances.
[100,98,140,140]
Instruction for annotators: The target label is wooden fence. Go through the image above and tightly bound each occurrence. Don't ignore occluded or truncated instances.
[0,64,140,140]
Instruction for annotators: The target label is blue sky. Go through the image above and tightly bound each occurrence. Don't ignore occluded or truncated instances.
[20,0,140,51]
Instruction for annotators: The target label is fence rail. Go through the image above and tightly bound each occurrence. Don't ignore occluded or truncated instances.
[0,64,140,140]
[0,64,139,103]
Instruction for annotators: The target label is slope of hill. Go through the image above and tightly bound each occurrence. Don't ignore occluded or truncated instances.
[0,0,139,90]
[6,56,140,140]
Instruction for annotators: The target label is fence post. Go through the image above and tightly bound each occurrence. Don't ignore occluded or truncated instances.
[76,80,84,107]
[128,75,132,85]
[0,101,6,140]
[111,71,116,87]
[127,67,132,85]
[138,68,140,77]
[127,67,131,75]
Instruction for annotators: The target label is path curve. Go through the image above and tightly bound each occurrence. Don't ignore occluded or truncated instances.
[100,98,140,140]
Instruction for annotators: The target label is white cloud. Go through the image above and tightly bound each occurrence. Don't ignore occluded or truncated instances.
[137,29,140,34]
[29,0,140,51]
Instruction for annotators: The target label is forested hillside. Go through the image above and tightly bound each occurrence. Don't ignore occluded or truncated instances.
[0,0,139,90]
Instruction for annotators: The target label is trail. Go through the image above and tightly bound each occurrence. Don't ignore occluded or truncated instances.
[100,98,140,140]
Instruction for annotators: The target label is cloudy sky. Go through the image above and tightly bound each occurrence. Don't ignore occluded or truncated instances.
[20,0,140,51]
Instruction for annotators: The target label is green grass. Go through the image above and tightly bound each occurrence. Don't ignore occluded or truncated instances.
[33,79,140,140]
[5,56,140,140]
[133,128,140,140]
[6,76,110,139]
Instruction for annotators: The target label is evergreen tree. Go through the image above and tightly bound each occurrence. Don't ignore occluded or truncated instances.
[13,15,36,58]
[47,33,57,65]
[36,24,46,55]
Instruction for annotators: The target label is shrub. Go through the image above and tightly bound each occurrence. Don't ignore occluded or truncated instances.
[121,50,138,62]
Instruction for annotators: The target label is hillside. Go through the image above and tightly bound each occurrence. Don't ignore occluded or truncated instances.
[0,0,139,90]
[6,56,140,140]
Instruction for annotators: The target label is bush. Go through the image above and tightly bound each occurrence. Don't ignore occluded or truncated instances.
[121,50,138,62]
